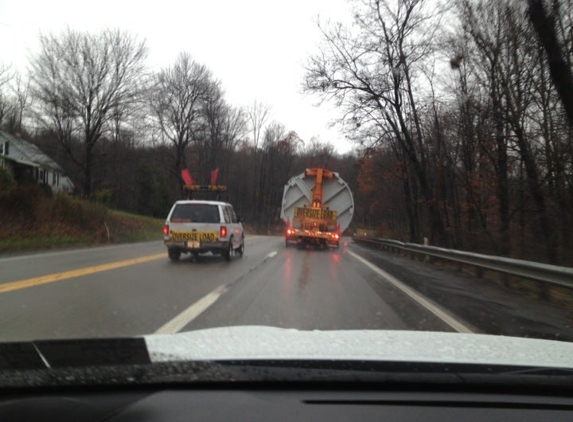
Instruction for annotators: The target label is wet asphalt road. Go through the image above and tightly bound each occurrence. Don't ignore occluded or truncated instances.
[0,236,571,342]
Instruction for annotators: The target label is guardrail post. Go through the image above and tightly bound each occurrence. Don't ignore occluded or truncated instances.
[540,282,549,301]
[423,237,431,262]
[502,273,509,288]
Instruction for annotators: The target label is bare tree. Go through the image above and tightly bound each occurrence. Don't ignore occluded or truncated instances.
[0,64,11,86]
[149,52,212,191]
[305,0,447,243]
[0,63,14,127]
[456,0,514,256]
[4,73,31,135]
[454,0,568,262]
[30,28,147,197]
[195,80,247,183]
[254,122,285,221]
[302,137,336,168]
[245,101,272,212]
[528,0,573,126]
[247,100,272,149]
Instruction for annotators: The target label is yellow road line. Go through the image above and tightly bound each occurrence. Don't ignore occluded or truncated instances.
[1,237,268,295]
[0,253,166,295]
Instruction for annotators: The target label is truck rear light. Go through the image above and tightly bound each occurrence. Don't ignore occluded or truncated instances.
[163,225,169,236]
[220,226,227,238]
[286,228,293,235]
[334,233,340,239]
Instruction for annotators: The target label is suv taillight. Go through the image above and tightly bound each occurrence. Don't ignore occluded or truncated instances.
[220,226,227,238]
[163,225,169,236]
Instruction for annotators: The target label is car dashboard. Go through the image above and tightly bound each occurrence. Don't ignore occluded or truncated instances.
[2,384,573,422]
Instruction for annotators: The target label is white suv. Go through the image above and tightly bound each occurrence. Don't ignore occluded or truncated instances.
[163,200,244,261]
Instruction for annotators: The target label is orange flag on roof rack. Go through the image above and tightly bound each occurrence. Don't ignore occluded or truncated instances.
[211,168,219,185]
[181,169,194,186]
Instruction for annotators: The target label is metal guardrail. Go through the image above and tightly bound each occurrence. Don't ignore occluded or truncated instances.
[352,237,573,289]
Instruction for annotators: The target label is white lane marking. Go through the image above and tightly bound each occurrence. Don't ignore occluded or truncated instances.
[155,284,227,334]
[347,250,474,334]
[156,248,277,334]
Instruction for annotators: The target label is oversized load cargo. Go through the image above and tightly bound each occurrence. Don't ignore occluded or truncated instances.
[281,168,354,248]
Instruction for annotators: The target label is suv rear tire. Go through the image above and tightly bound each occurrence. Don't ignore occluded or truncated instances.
[223,240,233,261]
[168,248,181,261]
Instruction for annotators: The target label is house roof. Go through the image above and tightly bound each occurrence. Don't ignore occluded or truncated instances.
[0,130,64,172]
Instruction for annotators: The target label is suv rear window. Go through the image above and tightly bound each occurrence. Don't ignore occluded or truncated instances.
[170,204,220,223]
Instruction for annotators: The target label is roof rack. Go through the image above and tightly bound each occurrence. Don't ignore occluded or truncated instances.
[183,185,227,200]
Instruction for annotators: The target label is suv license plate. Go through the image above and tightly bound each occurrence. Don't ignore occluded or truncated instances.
[189,241,200,248]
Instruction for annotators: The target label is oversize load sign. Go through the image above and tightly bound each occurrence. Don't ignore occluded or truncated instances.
[170,231,218,242]
[294,207,337,221]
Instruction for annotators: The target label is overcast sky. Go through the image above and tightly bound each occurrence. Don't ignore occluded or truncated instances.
[0,0,355,153]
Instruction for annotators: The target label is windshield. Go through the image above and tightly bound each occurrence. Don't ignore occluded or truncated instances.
[0,0,572,385]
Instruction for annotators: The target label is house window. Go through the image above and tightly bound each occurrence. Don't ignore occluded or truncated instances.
[1,142,8,156]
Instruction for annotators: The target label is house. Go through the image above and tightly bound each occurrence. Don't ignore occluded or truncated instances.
[0,130,74,194]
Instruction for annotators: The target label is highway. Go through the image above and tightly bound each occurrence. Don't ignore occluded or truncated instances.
[0,236,571,342]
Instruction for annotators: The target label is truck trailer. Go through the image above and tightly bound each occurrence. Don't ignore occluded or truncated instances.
[281,168,354,249]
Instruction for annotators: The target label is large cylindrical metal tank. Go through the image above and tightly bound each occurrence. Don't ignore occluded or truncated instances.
[280,169,354,233]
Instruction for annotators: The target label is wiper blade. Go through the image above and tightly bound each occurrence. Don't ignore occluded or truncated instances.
[499,367,573,376]
[0,338,151,370]
[0,342,45,371]
[3,359,573,390]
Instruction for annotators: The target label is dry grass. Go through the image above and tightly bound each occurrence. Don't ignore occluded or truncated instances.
[0,186,163,253]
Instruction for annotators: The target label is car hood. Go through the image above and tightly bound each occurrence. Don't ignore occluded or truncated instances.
[145,326,573,369]
[3,327,573,388]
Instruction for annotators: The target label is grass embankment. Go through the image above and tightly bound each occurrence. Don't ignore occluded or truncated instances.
[0,186,164,253]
